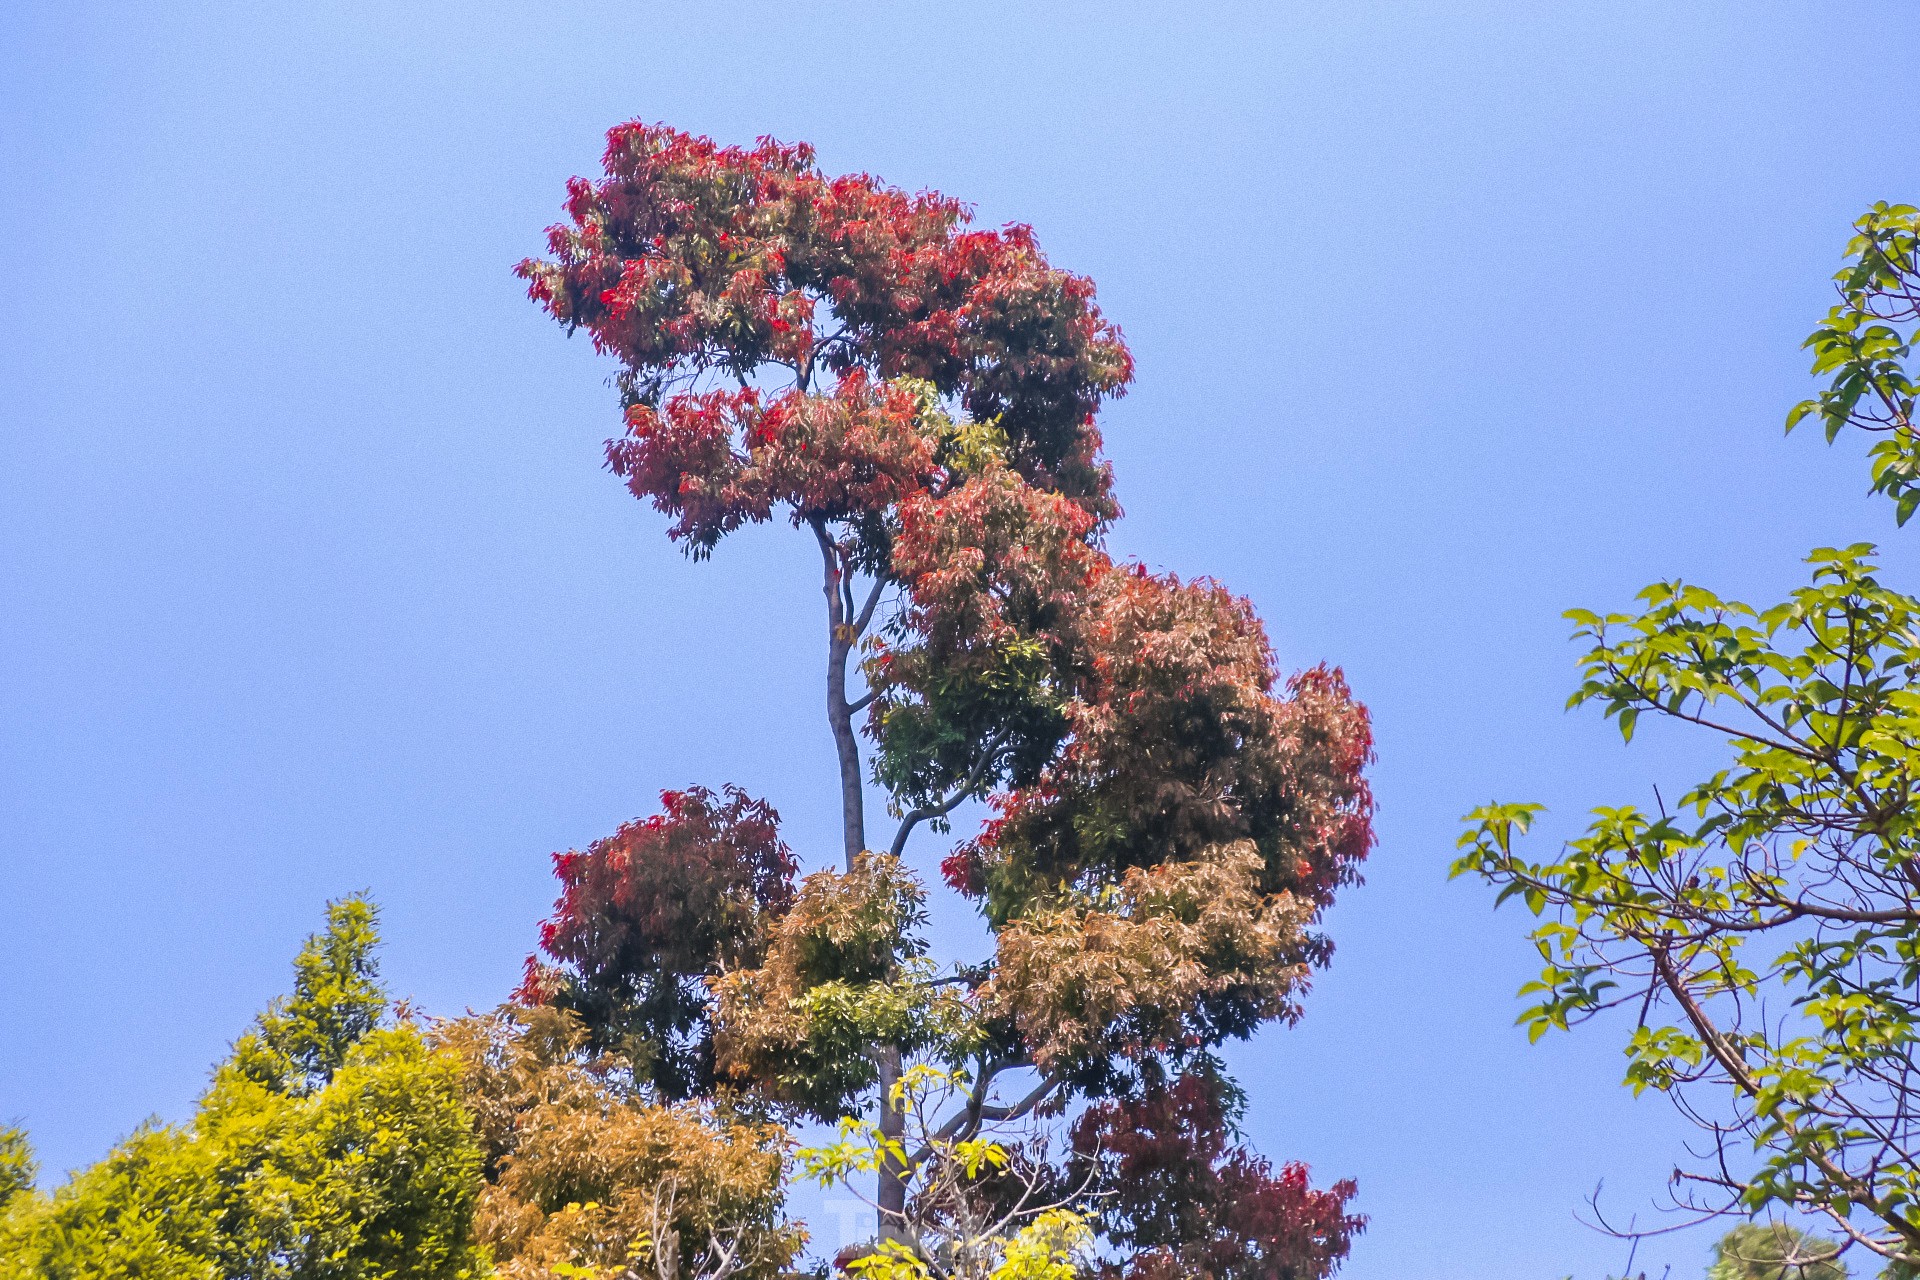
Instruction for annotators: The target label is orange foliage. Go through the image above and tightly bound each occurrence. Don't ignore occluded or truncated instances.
[433,1007,802,1280]
[984,844,1313,1084]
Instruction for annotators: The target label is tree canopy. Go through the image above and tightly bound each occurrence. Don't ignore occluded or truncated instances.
[516,121,1375,1278]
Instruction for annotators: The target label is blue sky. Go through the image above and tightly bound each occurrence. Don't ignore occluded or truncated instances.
[4,2,1917,1276]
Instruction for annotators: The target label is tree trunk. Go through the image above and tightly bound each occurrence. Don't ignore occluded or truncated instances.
[814,521,906,1242]
[875,1048,909,1243]
[827,618,865,870]
[814,520,866,868]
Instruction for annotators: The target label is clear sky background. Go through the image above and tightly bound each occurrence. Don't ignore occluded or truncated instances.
[4,3,1918,1276]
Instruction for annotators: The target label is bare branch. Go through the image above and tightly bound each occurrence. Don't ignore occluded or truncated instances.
[890,729,1010,859]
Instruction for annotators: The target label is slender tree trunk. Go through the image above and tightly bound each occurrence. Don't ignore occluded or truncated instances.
[814,520,866,870]
[827,629,865,869]
[812,520,909,1242]
[875,1048,909,1242]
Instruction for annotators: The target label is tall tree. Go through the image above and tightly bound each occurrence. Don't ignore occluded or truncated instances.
[1455,204,1920,1269]
[517,123,1375,1276]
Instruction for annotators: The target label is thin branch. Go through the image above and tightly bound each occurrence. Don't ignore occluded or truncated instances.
[889,729,1010,859]
[854,573,889,638]
[914,1068,1054,1164]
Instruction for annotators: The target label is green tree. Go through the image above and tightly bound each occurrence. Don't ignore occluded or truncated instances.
[1454,204,1920,1269]
[0,897,486,1279]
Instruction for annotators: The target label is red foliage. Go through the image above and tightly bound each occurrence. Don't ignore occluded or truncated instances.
[521,124,1375,1264]
[604,387,767,551]
[521,786,796,1098]
[606,372,942,555]
[518,121,1132,543]
[752,371,941,524]
[1073,1074,1363,1280]
[867,461,1106,807]
[949,564,1375,921]
[888,460,1103,655]
[874,469,1374,924]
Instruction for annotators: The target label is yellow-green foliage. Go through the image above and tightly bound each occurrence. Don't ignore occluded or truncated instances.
[0,1129,36,1208]
[0,898,485,1280]
[834,1209,1090,1280]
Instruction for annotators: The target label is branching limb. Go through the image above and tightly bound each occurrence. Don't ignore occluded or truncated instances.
[890,729,1010,859]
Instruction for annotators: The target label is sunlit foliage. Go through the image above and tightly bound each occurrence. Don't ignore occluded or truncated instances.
[519,121,1373,1277]
[1457,204,1920,1268]
[0,899,485,1280]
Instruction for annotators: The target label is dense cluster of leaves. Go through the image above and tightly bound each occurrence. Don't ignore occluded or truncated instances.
[711,852,962,1121]
[433,1005,802,1280]
[517,122,1133,550]
[941,573,1374,925]
[518,121,1374,1278]
[1069,1073,1362,1280]
[1456,203,1920,1268]
[983,845,1315,1088]
[0,899,485,1279]
[0,1129,35,1210]
[869,458,1099,816]
[521,785,797,1100]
